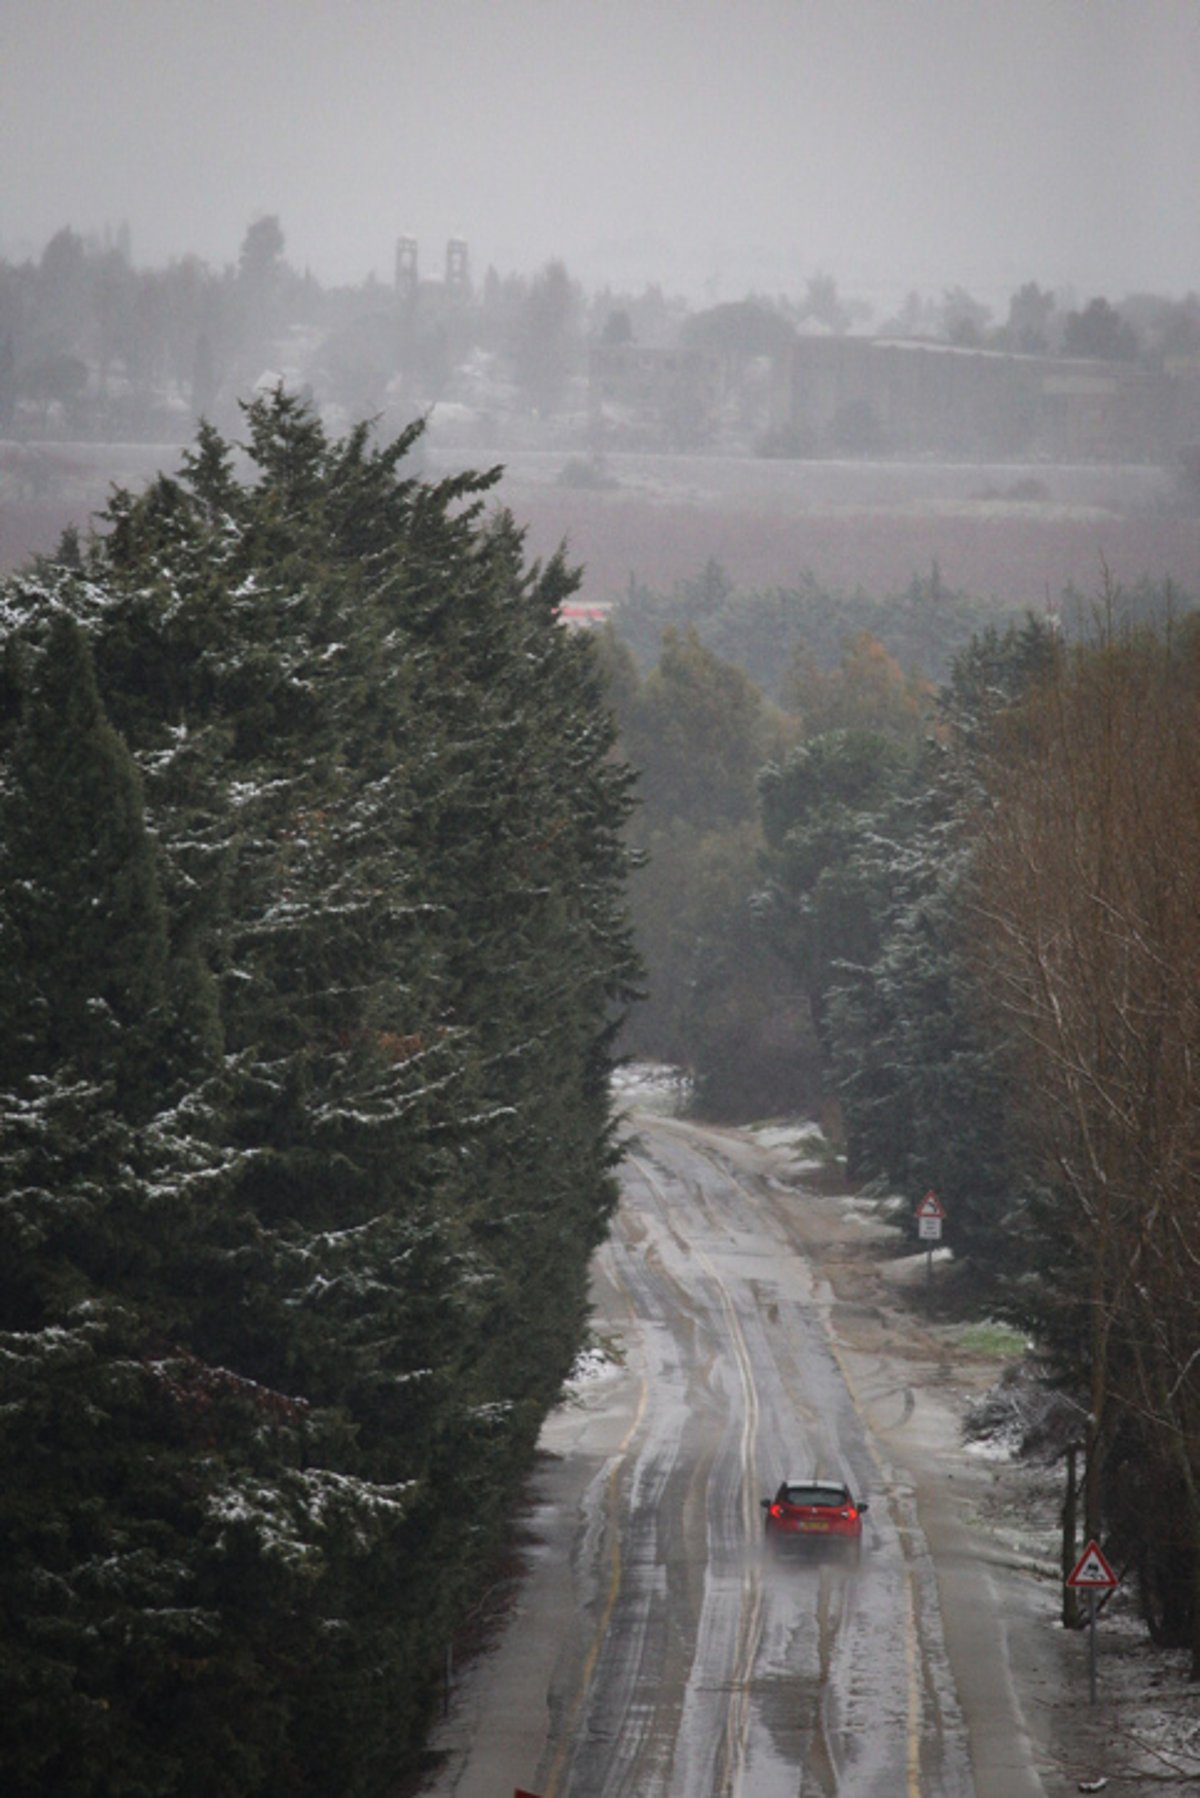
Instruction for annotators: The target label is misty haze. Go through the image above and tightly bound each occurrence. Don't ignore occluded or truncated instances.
[2,3,1200,1795]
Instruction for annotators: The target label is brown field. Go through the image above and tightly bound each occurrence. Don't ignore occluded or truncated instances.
[1,497,91,573]
[4,444,1199,614]
[0,440,187,575]
[503,485,1200,613]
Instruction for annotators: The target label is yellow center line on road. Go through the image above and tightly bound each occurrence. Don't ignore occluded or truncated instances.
[664,1124,926,1794]
[586,1135,924,1793]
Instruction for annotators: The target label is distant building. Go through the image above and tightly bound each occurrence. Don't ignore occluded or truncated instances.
[588,341,720,449]
[771,336,1191,462]
[445,238,471,301]
[592,329,1195,461]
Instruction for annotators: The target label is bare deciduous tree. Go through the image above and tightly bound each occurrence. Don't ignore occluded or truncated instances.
[970,608,1200,1668]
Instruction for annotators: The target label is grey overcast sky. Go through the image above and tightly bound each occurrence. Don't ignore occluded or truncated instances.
[2,0,1198,309]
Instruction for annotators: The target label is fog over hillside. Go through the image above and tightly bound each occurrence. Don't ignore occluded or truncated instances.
[3,0,1198,305]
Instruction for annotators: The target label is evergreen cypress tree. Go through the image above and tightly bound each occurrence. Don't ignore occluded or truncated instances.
[0,616,257,1794]
[0,397,639,1791]
[0,613,169,1112]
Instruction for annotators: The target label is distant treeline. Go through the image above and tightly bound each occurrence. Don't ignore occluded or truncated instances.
[612,555,1194,692]
[3,214,1198,457]
[0,398,638,1793]
[613,558,1008,692]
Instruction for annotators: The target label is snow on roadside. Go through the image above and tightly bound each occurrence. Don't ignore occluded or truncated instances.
[564,1343,621,1387]
[745,1117,829,1177]
[611,1060,691,1118]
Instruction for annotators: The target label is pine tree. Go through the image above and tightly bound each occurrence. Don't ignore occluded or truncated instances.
[815,622,1058,1264]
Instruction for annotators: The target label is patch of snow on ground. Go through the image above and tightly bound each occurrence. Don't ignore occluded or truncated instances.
[943,1358,1200,1784]
[748,1121,824,1152]
[566,1344,618,1385]
[963,1422,1023,1462]
[562,1342,625,1396]
[746,1118,832,1177]
[881,1245,955,1285]
[836,1195,898,1230]
[611,1061,692,1116]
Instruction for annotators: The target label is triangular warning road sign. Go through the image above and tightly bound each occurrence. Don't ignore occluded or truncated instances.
[915,1190,945,1219]
[1067,1539,1119,1589]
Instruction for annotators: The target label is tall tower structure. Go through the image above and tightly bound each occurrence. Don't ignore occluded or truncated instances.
[394,236,418,300]
[445,237,471,300]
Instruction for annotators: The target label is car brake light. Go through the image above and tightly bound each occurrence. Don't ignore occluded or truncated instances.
[770,1503,783,1518]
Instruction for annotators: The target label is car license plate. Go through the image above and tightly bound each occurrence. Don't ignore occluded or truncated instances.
[800,1521,829,1532]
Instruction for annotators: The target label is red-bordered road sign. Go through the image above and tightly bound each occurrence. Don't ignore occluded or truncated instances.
[915,1190,945,1220]
[1067,1540,1119,1589]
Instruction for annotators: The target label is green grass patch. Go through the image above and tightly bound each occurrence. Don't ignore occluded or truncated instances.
[953,1320,1028,1359]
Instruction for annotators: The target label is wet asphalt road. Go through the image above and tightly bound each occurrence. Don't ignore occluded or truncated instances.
[548,1119,969,1797]
[426,1114,1060,1797]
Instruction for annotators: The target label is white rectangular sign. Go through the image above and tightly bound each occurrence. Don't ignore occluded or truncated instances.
[917,1216,943,1241]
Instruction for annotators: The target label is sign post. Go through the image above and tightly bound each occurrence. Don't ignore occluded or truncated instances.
[914,1190,945,1289]
[1066,1539,1119,1703]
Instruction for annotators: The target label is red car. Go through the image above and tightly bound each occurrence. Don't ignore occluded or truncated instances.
[761,1480,868,1562]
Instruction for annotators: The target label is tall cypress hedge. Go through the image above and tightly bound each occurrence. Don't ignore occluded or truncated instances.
[0,395,638,1794]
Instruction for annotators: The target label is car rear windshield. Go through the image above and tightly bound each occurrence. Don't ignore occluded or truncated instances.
[783,1486,848,1508]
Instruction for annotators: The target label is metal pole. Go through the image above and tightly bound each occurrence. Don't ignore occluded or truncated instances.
[1088,1591,1097,1704]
